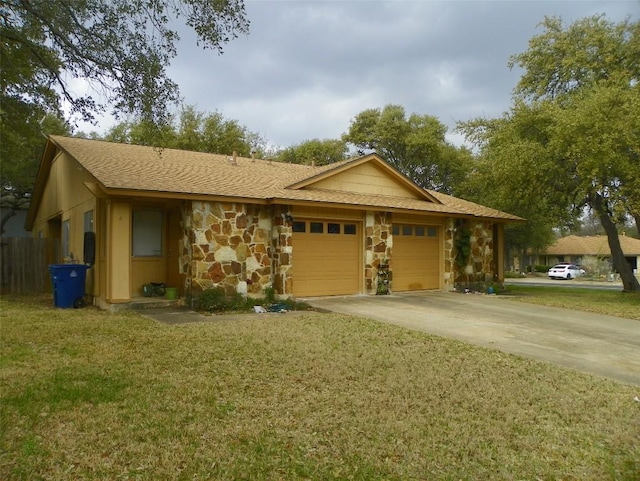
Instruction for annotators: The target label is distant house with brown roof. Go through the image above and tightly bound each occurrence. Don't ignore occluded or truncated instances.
[26,135,522,309]
[540,235,640,273]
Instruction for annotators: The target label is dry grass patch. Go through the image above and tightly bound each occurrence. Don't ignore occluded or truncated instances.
[505,285,640,320]
[1,295,639,480]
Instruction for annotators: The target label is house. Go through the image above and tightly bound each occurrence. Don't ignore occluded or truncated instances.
[1,206,29,237]
[26,135,522,309]
[539,234,640,273]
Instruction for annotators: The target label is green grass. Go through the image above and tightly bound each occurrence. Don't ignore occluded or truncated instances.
[1,295,639,480]
[505,285,640,320]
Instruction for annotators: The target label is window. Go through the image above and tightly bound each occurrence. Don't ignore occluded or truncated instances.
[62,219,70,258]
[392,225,399,236]
[328,223,340,234]
[132,210,163,257]
[427,227,437,237]
[310,222,324,234]
[292,221,306,233]
[344,224,356,235]
[415,226,425,236]
[84,210,94,232]
[402,225,412,236]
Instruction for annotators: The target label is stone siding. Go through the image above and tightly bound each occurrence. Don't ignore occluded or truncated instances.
[452,219,495,286]
[365,211,392,294]
[181,202,498,298]
[444,218,455,290]
[272,208,293,297]
[187,201,273,296]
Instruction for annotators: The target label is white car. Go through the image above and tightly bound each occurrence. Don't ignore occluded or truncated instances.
[547,263,586,280]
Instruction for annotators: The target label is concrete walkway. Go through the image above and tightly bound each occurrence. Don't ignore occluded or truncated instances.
[304,291,640,386]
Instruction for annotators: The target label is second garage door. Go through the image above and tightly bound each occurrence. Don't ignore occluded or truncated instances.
[292,220,360,297]
[392,224,440,291]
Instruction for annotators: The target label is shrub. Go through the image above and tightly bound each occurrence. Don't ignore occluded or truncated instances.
[195,285,312,314]
[196,287,252,313]
[196,287,226,311]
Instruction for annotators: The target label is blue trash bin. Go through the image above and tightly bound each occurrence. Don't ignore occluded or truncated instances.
[49,264,88,308]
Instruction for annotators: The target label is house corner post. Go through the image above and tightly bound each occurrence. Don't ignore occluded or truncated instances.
[272,207,292,297]
[365,211,392,295]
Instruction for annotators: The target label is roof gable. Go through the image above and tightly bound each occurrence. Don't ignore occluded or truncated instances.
[286,154,440,203]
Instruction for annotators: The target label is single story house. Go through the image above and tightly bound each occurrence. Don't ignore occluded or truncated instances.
[26,135,522,309]
[1,206,29,237]
[539,234,640,273]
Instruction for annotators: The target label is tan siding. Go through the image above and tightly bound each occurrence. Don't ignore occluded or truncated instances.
[31,151,100,296]
[107,201,131,301]
[292,205,364,221]
[131,258,166,296]
[310,162,421,199]
[32,152,95,224]
[393,214,445,226]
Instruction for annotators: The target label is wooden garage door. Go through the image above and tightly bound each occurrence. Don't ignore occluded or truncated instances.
[392,224,440,291]
[292,220,360,297]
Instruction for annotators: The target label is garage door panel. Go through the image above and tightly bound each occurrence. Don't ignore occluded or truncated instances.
[292,220,360,297]
[392,225,440,291]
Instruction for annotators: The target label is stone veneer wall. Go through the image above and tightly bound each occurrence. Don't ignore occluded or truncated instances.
[452,218,496,286]
[178,205,192,296]
[272,208,293,297]
[444,218,455,290]
[365,211,392,294]
[186,201,274,297]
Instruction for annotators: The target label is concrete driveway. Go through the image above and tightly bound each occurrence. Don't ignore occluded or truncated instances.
[304,291,640,386]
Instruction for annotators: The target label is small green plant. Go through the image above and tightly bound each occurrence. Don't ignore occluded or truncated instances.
[263,286,277,303]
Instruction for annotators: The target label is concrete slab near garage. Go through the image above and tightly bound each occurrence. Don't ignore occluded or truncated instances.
[303,291,640,386]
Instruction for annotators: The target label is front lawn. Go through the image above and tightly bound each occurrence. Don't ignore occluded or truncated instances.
[505,285,640,320]
[1,296,638,480]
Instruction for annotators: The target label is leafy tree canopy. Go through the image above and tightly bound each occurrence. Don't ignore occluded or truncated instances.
[459,15,640,291]
[274,139,349,166]
[2,0,249,126]
[1,0,249,232]
[103,106,268,158]
[0,112,69,233]
[342,104,471,195]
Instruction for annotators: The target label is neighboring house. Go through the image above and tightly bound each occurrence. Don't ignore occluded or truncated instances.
[539,234,640,273]
[1,207,29,237]
[26,135,522,309]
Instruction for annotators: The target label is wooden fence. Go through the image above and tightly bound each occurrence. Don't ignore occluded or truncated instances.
[0,237,61,295]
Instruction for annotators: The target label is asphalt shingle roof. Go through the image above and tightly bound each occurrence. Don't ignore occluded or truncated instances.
[544,235,640,256]
[49,135,522,221]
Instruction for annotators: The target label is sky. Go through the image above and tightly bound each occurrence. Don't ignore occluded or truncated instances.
[77,0,639,149]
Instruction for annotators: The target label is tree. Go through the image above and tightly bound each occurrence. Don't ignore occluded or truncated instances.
[103,106,268,158]
[274,139,349,166]
[342,104,470,195]
[1,1,249,231]
[0,113,69,234]
[2,0,249,127]
[461,15,640,292]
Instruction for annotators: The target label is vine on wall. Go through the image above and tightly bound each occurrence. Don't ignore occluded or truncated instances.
[454,220,472,269]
